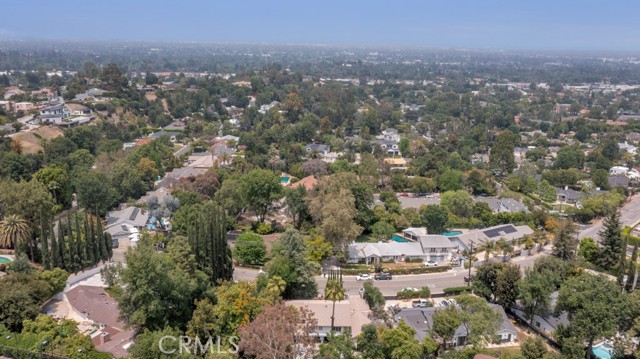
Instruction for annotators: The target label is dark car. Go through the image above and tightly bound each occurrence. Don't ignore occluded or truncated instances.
[374,272,393,280]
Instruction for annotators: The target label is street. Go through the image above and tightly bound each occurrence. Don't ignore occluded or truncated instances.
[578,193,640,240]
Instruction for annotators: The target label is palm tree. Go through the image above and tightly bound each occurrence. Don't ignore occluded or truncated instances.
[0,215,32,251]
[484,240,495,262]
[324,272,346,332]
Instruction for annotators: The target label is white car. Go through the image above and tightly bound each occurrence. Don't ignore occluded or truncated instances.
[423,260,438,267]
[356,273,371,281]
[402,287,420,292]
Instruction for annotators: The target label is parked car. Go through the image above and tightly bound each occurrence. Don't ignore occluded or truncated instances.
[423,260,438,267]
[399,192,410,197]
[402,287,420,292]
[412,299,431,308]
[439,299,451,307]
[374,272,392,280]
[356,273,371,281]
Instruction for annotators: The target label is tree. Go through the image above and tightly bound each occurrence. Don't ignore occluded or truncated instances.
[310,187,363,251]
[538,180,557,203]
[495,263,521,308]
[129,327,192,359]
[239,303,318,359]
[362,280,385,310]
[371,221,395,241]
[597,210,624,270]
[579,237,598,263]
[519,268,555,325]
[592,168,610,190]
[440,190,474,218]
[305,233,332,263]
[380,320,423,359]
[116,241,199,330]
[552,220,578,261]
[285,186,310,229]
[521,336,548,359]
[439,169,464,192]
[0,214,31,251]
[456,294,502,348]
[556,273,626,359]
[242,169,283,223]
[324,272,345,332]
[489,130,516,175]
[432,305,462,350]
[187,201,233,283]
[234,232,267,265]
[318,331,356,359]
[554,146,585,170]
[420,204,449,234]
[266,227,318,299]
[74,171,115,212]
[626,244,638,292]
[34,165,73,208]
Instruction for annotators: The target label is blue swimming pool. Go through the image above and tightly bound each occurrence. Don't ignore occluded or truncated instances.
[442,230,463,236]
[592,343,613,359]
[280,176,290,184]
[0,256,11,264]
[392,235,409,242]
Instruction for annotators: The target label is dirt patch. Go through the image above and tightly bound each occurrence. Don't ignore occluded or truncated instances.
[9,126,64,154]
[145,92,157,101]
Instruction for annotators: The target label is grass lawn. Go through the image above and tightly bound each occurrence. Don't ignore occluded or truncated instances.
[356,234,377,243]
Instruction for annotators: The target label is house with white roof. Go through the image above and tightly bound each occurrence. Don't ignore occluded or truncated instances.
[449,224,534,251]
[348,230,455,264]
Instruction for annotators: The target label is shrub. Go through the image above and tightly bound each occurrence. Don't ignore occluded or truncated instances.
[362,281,385,309]
[385,265,450,275]
[234,232,267,265]
[397,286,431,299]
[443,286,472,296]
[256,223,272,235]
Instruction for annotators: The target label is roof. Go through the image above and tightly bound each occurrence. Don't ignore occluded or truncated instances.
[290,175,318,191]
[149,130,179,139]
[609,175,630,188]
[452,224,533,249]
[383,158,407,165]
[395,303,516,342]
[474,355,498,359]
[555,187,583,201]
[475,197,528,213]
[349,239,453,259]
[106,206,149,228]
[418,235,456,249]
[306,143,330,153]
[286,297,371,337]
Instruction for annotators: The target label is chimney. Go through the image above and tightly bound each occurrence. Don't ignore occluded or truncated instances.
[99,332,110,344]
[564,185,569,191]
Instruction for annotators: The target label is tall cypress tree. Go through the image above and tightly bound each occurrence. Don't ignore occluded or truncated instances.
[39,210,50,270]
[597,211,624,270]
[66,213,78,273]
[626,244,639,292]
[84,213,95,266]
[104,232,113,260]
[50,218,59,269]
[96,207,108,262]
[89,211,100,264]
[618,236,629,286]
[57,218,67,271]
[74,213,86,268]
[187,202,233,284]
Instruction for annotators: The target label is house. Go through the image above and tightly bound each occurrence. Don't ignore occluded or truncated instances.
[290,175,318,191]
[65,285,135,358]
[148,130,179,141]
[286,297,371,340]
[13,102,34,111]
[555,187,583,205]
[372,139,401,156]
[3,86,24,100]
[449,224,534,251]
[619,141,638,156]
[73,88,108,102]
[306,143,331,155]
[608,175,630,188]
[0,124,16,134]
[39,103,67,124]
[512,292,569,339]
[65,103,92,116]
[156,167,207,188]
[474,197,529,214]
[377,127,400,142]
[395,304,517,346]
[383,157,408,170]
[106,206,149,230]
[348,232,455,264]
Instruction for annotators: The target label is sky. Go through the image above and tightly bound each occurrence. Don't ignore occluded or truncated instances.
[2,0,640,52]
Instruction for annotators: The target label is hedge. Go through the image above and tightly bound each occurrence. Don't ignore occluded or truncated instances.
[397,287,431,299]
[385,265,450,275]
[443,286,473,296]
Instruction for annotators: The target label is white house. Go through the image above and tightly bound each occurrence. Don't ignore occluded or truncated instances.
[449,224,534,251]
[286,297,371,341]
[348,230,455,264]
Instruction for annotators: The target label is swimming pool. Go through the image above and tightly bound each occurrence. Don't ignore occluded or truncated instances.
[280,176,290,184]
[592,342,613,359]
[0,256,11,264]
[442,230,463,236]
[392,235,409,242]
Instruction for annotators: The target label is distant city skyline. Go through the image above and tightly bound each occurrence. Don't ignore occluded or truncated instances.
[2,0,640,52]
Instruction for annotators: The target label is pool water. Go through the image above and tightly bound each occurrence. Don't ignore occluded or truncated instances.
[0,257,11,264]
[392,235,409,242]
[592,343,613,359]
[442,230,463,236]
[280,176,290,184]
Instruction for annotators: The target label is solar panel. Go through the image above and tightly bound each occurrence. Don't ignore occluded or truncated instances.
[484,225,517,238]
[129,207,139,221]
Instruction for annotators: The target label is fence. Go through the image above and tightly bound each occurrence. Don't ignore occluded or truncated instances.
[0,344,71,359]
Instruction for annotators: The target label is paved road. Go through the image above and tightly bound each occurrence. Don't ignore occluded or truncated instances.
[578,193,640,240]
[233,248,549,297]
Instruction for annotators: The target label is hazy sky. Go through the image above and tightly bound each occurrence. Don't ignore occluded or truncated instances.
[2,0,639,51]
